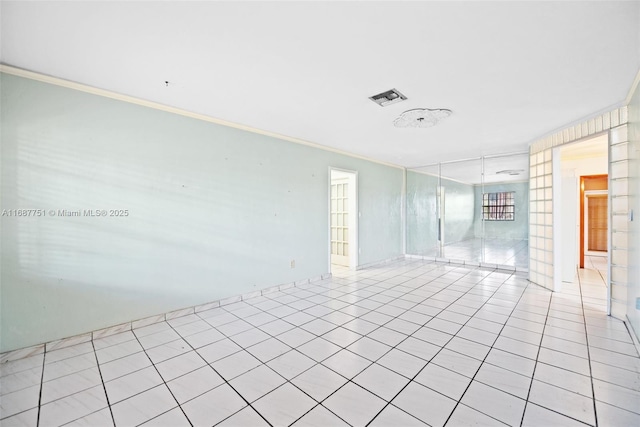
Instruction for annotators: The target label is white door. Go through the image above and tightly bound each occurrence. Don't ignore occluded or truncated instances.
[330,178,349,266]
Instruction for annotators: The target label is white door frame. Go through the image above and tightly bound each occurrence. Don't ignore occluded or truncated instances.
[329,168,358,271]
[584,190,608,255]
[552,133,610,311]
[552,146,563,292]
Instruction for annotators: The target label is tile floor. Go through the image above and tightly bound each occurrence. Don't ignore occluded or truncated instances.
[2,258,639,426]
[584,254,607,282]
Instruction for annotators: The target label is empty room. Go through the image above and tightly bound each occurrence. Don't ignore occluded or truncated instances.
[1,1,639,426]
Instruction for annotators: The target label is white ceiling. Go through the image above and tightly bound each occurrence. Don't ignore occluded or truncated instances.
[1,1,639,168]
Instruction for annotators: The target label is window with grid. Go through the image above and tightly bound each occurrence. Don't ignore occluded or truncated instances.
[482,191,515,221]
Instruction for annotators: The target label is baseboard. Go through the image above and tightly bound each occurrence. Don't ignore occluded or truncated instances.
[0,272,332,363]
[404,253,527,273]
[355,255,405,270]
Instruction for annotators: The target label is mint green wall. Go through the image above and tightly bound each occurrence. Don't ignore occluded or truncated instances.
[627,81,640,341]
[406,172,476,255]
[0,73,403,352]
[473,182,529,240]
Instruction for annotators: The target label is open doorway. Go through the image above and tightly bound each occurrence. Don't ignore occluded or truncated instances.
[581,176,608,267]
[329,169,357,272]
[553,134,608,291]
[585,193,608,254]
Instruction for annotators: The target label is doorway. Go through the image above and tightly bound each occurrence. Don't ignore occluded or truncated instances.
[329,169,357,272]
[553,134,608,291]
[579,175,608,267]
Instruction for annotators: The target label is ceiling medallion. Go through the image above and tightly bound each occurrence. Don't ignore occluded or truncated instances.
[393,108,452,128]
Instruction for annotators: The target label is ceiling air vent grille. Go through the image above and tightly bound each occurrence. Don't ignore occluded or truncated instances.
[369,89,407,107]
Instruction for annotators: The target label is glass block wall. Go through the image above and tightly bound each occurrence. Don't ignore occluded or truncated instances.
[529,149,553,290]
[610,124,630,318]
[529,107,630,318]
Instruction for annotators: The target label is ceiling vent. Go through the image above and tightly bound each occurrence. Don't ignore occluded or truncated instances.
[369,89,407,107]
[394,108,452,128]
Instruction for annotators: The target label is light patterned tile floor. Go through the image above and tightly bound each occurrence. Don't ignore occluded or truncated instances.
[416,238,529,268]
[1,258,639,426]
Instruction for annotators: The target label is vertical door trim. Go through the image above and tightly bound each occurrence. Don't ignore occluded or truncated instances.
[552,147,563,292]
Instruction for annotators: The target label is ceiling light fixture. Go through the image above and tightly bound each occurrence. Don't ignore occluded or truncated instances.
[496,169,524,176]
[369,89,407,107]
[393,108,452,128]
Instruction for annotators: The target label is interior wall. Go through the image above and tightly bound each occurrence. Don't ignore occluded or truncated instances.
[473,181,529,240]
[627,80,640,340]
[0,73,404,352]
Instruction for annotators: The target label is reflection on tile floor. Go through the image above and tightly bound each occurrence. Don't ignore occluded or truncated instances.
[2,258,639,426]
[415,238,529,269]
[585,254,607,282]
[443,238,529,268]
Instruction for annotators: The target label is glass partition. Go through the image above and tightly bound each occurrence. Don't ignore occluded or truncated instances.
[406,165,439,257]
[482,153,530,268]
[406,153,529,270]
[440,159,483,263]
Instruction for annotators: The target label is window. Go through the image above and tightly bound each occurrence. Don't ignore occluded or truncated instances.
[482,191,515,221]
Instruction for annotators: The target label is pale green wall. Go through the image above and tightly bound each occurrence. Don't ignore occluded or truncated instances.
[627,80,640,341]
[473,182,529,240]
[0,73,403,352]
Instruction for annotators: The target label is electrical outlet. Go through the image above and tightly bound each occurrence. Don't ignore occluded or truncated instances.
[290,260,295,269]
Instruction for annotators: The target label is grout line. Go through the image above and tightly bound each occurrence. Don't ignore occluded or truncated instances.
[518,277,553,427]
[36,352,46,427]
[367,263,535,425]
[316,262,482,424]
[437,270,537,426]
[163,317,274,427]
[577,266,599,427]
[90,340,116,427]
[129,330,195,427]
[208,260,475,424]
